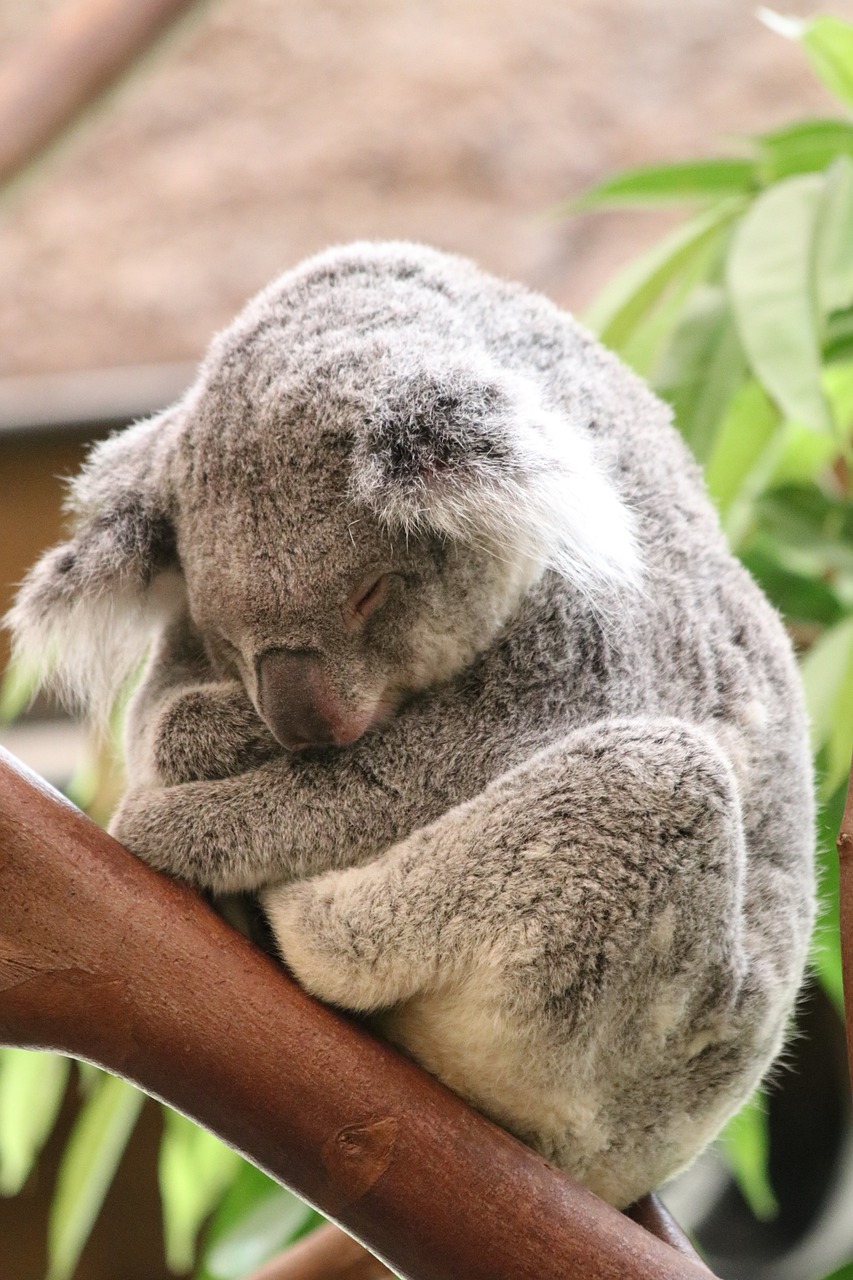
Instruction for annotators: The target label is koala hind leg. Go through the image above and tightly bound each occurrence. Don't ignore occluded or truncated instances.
[264,718,774,1202]
[265,717,751,1017]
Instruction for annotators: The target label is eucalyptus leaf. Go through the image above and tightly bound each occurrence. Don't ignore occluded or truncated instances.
[802,15,853,113]
[617,237,719,378]
[820,1264,853,1280]
[755,484,853,573]
[585,199,741,353]
[799,616,853,760]
[825,306,853,363]
[816,156,853,319]
[203,1187,316,1279]
[765,419,838,488]
[754,118,853,182]
[810,781,847,1018]
[655,285,746,462]
[0,658,39,724]
[827,644,853,797]
[719,1092,778,1221]
[47,1074,144,1280]
[0,1050,70,1195]
[570,158,756,210]
[704,380,780,519]
[825,360,853,436]
[159,1110,242,1274]
[727,174,832,432]
[739,544,845,626]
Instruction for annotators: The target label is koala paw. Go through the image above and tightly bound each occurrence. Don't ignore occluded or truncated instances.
[262,877,392,1013]
[151,684,281,785]
[109,783,259,892]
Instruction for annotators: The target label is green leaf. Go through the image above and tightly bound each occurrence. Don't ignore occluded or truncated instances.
[799,616,853,768]
[571,158,756,210]
[811,780,847,1017]
[727,173,832,433]
[825,306,853,363]
[755,484,853,575]
[827,637,853,797]
[0,1050,70,1195]
[159,1110,243,1274]
[203,1184,317,1280]
[655,285,747,463]
[0,658,39,724]
[47,1074,144,1280]
[704,380,781,520]
[803,15,853,113]
[739,544,844,626]
[585,199,741,354]
[754,118,853,182]
[825,361,853,437]
[765,418,838,488]
[816,157,853,320]
[718,1092,778,1221]
[820,1264,853,1280]
[617,236,719,378]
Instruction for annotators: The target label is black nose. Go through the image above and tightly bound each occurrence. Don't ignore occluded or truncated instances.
[256,649,335,750]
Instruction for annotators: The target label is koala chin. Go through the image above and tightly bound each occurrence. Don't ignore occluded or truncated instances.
[7,241,815,1208]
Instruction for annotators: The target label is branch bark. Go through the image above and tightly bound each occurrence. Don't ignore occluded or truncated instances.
[245,1199,711,1280]
[0,0,203,190]
[0,746,714,1280]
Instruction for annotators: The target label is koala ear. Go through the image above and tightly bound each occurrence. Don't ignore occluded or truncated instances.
[350,364,643,604]
[5,407,184,716]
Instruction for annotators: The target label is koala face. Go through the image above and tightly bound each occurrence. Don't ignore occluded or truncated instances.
[7,242,642,731]
[172,355,543,750]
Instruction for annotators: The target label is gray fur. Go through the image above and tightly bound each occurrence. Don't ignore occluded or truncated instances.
[7,242,815,1207]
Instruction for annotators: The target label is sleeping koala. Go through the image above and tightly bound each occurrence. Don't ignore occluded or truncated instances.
[8,241,815,1208]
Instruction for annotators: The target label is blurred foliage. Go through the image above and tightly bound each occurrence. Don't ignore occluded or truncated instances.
[572,10,853,1269]
[2,8,853,1279]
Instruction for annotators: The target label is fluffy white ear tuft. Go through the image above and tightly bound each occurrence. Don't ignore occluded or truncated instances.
[351,362,644,607]
[4,408,184,718]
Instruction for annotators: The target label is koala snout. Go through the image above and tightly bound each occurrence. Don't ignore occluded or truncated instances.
[256,648,340,750]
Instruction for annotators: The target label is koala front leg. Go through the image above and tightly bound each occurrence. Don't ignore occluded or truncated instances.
[263,717,749,1016]
[125,614,282,787]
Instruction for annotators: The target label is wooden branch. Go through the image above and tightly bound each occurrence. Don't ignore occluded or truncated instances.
[624,1195,712,1272]
[838,751,853,1102]
[244,1223,392,1280]
[0,746,714,1280]
[248,1197,711,1280]
[0,0,203,190]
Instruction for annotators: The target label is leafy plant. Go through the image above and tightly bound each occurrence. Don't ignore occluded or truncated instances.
[571,8,853,1269]
[2,8,853,1278]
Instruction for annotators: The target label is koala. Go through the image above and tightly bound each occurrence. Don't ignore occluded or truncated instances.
[8,241,815,1209]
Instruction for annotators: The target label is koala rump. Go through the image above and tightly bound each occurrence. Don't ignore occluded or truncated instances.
[7,241,815,1208]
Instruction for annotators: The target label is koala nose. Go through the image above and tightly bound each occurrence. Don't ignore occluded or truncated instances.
[256,648,336,750]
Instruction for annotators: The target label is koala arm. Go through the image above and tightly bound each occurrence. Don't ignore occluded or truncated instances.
[124,614,283,789]
[110,667,525,893]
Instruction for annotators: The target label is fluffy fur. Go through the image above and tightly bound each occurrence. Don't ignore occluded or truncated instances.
[7,241,815,1208]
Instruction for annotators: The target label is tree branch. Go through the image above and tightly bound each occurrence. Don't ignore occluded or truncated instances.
[0,746,713,1280]
[0,0,203,190]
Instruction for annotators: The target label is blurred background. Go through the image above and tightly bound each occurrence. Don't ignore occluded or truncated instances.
[2,1,853,1278]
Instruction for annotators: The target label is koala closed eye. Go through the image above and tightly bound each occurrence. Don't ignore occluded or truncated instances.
[344,571,395,628]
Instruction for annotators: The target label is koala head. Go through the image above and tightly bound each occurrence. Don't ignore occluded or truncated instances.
[7,243,642,750]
